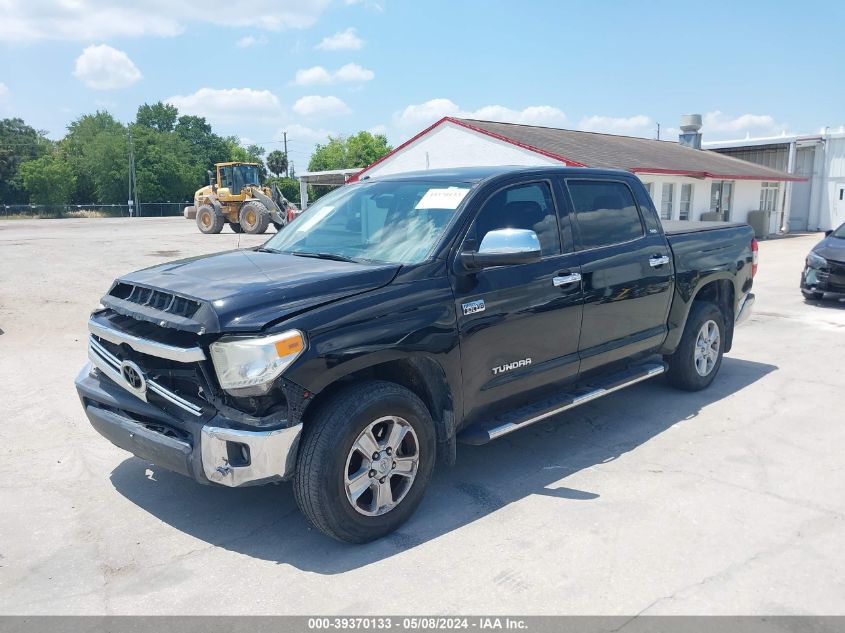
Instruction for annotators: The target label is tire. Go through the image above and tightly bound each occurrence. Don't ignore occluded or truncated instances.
[272,220,284,232]
[196,204,224,234]
[238,201,270,234]
[294,380,437,543]
[229,222,244,233]
[664,301,725,391]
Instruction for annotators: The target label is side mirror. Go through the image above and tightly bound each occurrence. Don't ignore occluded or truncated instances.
[460,228,542,269]
[825,230,833,237]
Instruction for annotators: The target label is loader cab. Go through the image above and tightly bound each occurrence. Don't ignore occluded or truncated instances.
[216,162,261,199]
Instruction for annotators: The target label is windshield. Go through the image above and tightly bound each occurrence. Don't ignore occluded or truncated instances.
[264,180,473,264]
[832,223,845,239]
[233,165,260,191]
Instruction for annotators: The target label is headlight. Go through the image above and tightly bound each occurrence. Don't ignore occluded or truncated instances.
[210,329,305,396]
[807,252,827,269]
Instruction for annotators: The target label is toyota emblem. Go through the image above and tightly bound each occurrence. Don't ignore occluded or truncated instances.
[119,360,147,395]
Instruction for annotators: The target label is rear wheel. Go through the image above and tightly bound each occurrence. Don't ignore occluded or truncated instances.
[196,204,224,234]
[294,381,436,543]
[664,301,725,391]
[238,201,270,234]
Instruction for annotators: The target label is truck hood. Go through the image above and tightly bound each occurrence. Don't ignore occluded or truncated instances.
[813,235,845,262]
[105,249,400,333]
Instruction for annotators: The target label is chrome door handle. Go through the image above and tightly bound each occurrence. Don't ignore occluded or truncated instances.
[649,255,670,267]
[553,272,582,286]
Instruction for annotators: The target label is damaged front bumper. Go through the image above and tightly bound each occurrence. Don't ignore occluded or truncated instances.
[76,362,302,487]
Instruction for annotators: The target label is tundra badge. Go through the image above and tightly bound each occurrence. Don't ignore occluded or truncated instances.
[492,358,532,375]
[462,299,486,316]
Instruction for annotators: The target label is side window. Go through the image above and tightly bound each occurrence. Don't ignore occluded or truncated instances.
[567,180,645,249]
[471,182,561,256]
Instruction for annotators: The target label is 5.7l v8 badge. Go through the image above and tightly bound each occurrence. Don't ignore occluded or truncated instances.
[462,299,486,316]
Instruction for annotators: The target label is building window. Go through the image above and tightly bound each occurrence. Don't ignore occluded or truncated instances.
[759,181,780,212]
[643,182,654,198]
[679,183,693,221]
[660,183,674,220]
[710,181,734,220]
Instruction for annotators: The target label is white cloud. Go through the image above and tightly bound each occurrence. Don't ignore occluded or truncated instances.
[703,111,786,137]
[394,98,567,130]
[315,27,364,51]
[0,0,331,42]
[167,87,281,123]
[293,95,351,118]
[236,34,267,48]
[344,0,384,10]
[578,115,653,137]
[294,62,374,85]
[73,45,142,90]
[368,124,388,137]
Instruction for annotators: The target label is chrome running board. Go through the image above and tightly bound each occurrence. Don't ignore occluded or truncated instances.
[458,361,667,445]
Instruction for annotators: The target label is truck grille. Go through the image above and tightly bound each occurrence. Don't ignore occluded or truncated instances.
[110,283,201,318]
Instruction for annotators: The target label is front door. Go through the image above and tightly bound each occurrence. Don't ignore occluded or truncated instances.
[563,177,674,373]
[451,179,584,423]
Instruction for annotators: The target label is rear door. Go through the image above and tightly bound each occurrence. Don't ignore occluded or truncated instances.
[450,178,584,422]
[562,177,674,373]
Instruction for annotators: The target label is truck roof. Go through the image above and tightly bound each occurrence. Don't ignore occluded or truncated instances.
[362,165,636,184]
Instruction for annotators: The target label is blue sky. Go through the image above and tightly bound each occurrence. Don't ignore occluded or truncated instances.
[1,0,843,170]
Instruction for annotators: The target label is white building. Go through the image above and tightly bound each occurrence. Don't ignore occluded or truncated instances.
[706,129,845,232]
[351,116,800,235]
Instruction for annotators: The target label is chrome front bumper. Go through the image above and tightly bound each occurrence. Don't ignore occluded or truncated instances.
[79,354,302,487]
[200,424,301,486]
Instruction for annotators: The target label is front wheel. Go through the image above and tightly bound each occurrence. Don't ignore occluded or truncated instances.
[239,201,270,234]
[294,381,436,543]
[664,301,725,391]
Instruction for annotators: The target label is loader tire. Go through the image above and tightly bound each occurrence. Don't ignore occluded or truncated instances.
[196,205,224,234]
[239,201,270,234]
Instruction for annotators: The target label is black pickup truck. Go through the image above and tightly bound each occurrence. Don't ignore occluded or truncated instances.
[76,166,757,542]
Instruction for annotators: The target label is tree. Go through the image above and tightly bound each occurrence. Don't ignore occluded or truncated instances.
[267,150,288,177]
[136,102,178,133]
[62,111,128,203]
[175,115,230,172]
[0,118,51,203]
[131,123,198,202]
[266,176,301,203]
[19,153,76,205]
[308,131,392,172]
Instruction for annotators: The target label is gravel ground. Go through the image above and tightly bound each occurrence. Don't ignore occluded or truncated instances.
[0,218,843,615]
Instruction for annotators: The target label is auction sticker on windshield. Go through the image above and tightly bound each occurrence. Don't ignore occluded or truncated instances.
[415,187,469,210]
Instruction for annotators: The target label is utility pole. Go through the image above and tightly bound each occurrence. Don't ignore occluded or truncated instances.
[656,123,661,141]
[127,131,140,218]
[283,132,289,177]
[290,161,295,180]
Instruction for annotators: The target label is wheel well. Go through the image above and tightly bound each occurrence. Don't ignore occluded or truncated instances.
[692,279,735,351]
[302,358,456,445]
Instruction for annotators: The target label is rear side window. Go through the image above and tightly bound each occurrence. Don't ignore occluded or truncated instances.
[567,180,644,249]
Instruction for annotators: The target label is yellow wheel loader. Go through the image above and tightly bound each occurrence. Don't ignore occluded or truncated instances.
[184,162,293,235]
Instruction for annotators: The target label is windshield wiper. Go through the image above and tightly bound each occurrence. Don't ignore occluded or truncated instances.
[289,251,358,263]
[255,246,280,253]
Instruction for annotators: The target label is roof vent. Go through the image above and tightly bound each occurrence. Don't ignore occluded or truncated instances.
[679,114,703,149]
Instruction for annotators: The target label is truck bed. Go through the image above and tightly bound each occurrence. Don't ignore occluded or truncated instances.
[662,220,748,235]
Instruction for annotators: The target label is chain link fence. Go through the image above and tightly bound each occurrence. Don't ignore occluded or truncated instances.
[0,202,189,219]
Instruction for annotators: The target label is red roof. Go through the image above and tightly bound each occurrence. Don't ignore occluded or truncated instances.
[351,117,803,182]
